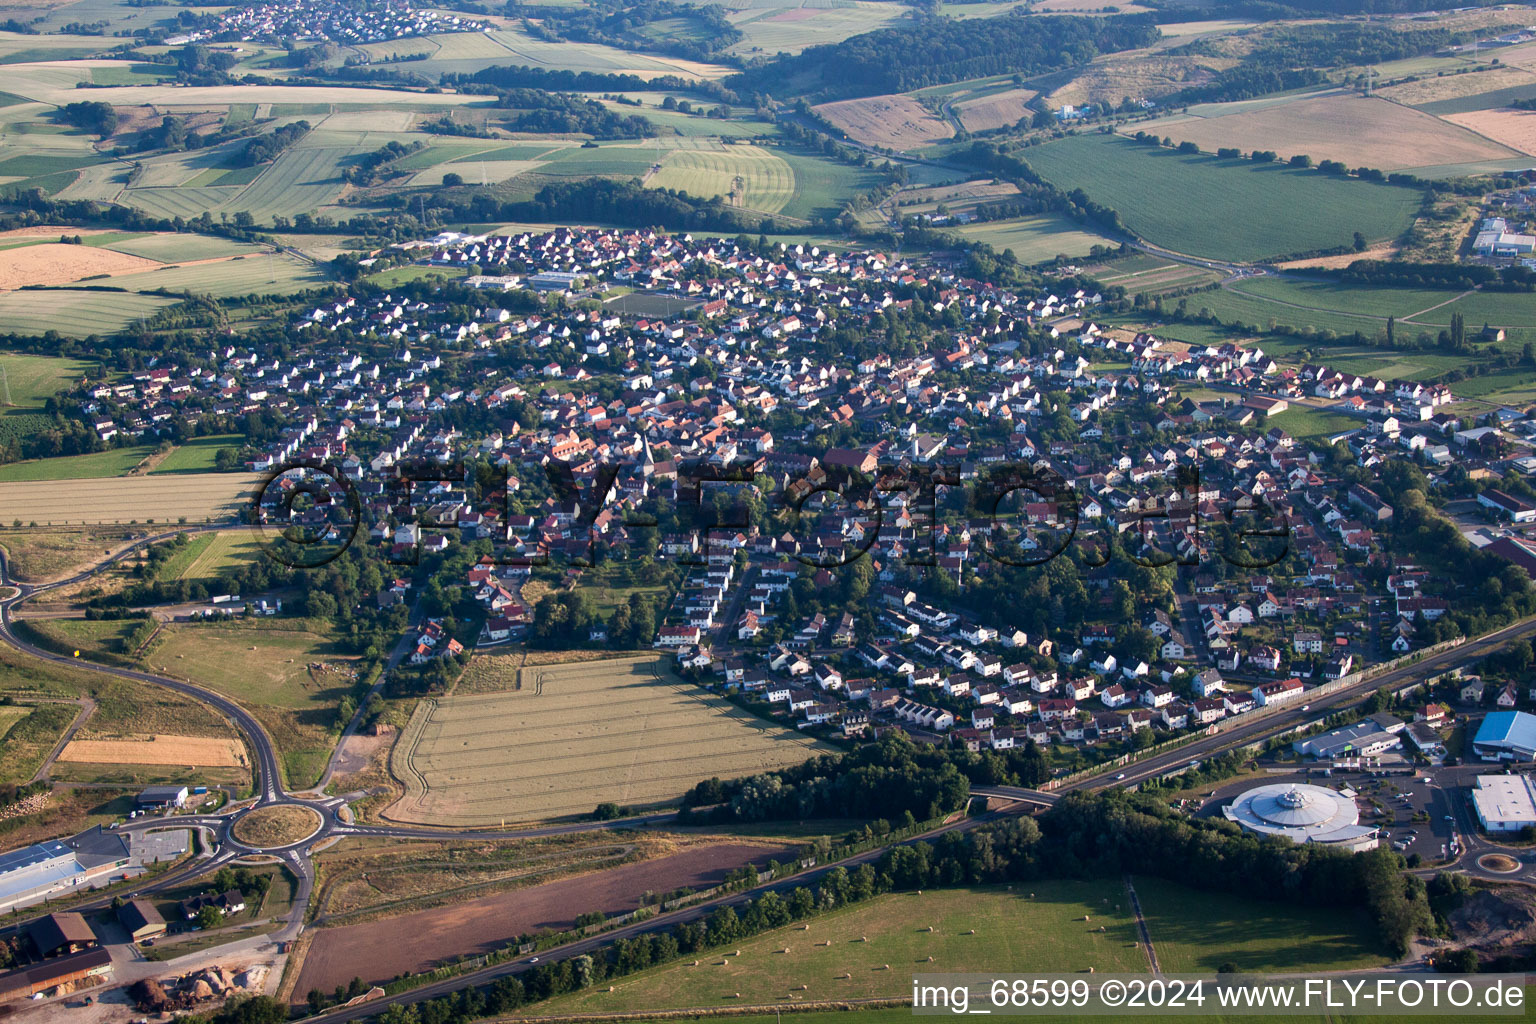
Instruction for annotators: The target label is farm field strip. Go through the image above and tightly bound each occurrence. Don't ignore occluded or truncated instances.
[0,471,260,517]
[57,734,247,767]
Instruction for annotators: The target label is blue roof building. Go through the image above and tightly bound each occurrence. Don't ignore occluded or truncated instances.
[1473,711,1536,762]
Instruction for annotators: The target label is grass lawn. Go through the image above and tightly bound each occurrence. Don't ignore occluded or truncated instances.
[1263,408,1363,439]
[0,526,133,581]
[0,446,153,481]
[1132,875,1392,973]
[170,530,263,581]
[365,264,467,287]
[0,702,76,783]
[144,622,359,788]
[149,434,243,474]
[529,883,1148,1014]
[0,350,100,410]
[22,617,139,659]
[1020,134,1420,262]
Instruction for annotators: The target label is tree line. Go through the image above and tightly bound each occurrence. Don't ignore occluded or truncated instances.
[727,13,1160,101]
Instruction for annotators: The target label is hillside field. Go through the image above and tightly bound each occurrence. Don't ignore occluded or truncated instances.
[1020,134,1421,262]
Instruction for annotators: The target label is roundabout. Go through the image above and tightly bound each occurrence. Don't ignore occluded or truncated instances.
[230,803,325,850]
[1477,853,1522,874]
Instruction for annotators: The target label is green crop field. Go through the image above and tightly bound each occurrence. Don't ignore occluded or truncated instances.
[727,0,906,55]
[0,446,153,482]
[149,435,244,474]
[108,253,329,297]
[0,290,176,338]
[172,530,263,581]
[1020,135,1421,262]
[102,234,266,262]
[535,882,1147,1014]
[953,214,1115,264]
[647,144,795,213]
[776,150,883,222]
[1133,876,1389,972]
[224,142,356,220]
[120,186,247,221]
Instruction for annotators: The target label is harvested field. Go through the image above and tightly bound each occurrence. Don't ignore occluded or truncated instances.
[1141,93,1519,170]
[57,734,247,767]
[0,242,158,290]
[232,804,321,847]
[389,654,835,825]
[812,95,953,151]
[0,472,259,519]
[1049,55,1228,109]
[292,841,794,995]
[1378,66,1536,107]
[954,88,1036,132]
[1441,108,1536,158]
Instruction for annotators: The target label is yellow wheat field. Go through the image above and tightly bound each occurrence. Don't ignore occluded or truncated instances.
[59,734,248,767]
[388,654,836,826]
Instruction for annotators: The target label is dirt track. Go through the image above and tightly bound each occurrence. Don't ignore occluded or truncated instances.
[292,842,795,997]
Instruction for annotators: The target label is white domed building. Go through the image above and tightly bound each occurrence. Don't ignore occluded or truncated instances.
[1222,783,1378,852]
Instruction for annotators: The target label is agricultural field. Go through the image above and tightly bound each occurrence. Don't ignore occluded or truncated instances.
[952,214,1115,263]
[1133,876,1389,972]
[1139,93,1521,174]
[813,95,953,151]
[1046,54,1232,111]
[0,526,135,581]
[1192,277,1536,344]
[166,529,263,581]
[389,654,836,825]
[1441,108,1536,159]
[0,446,154,482]
[646,144,795,213]
[1082,254,1226,295]
[144,622,360,787]
[1379,66,1536,110]
[953,88,1037,132]
[110,252,329,296]
[101,233,269,262]
[1021,134,1421,262]
[148,435,244,475]
[775,150,884,222]
[295,840,795,994]
[0,350,99,453]
[725,0,907,56]
[0,242,156,290]
[0,288,176,338]
[533,882,1149,1014]
[0,470,258,519]
[57,734,248,768]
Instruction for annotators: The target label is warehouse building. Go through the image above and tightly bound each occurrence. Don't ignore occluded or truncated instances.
[30,913,97,958]
[0,947,113,1003]
[1473,711,1536,762]
[118,899,167,942]
[0,828,131,913]
[1471,774,1536,833]
[1292,713,1405,760]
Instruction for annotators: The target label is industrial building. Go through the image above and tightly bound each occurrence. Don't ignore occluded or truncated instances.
[1471,774,1536,833]
[1473,217,1536,256]
[1473,711,1536,762]
[135,785,190,810]
[0,828,131,913]
[1223,782,1379,851]
[1291,713,1404,760]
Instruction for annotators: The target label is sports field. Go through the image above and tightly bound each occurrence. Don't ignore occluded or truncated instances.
[390,654,836,825]
[532,882,1148,1013]
[0,289,176,337]
[1020,135,1420,262]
